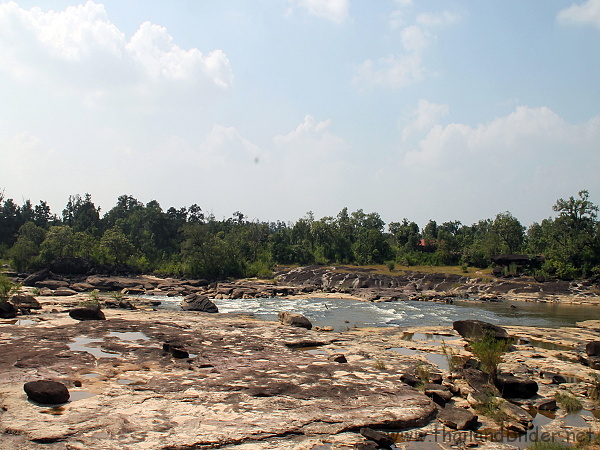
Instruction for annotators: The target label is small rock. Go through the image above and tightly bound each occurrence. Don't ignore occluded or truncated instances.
[0,301,17,319]
[329,354,347,363]
[24,380,70,404]
[586,341,600,356]
[438,407,478,430]
[278,311,312,330]
[163,343,190,359]
[535,398,557,411]
[69,307,106,321]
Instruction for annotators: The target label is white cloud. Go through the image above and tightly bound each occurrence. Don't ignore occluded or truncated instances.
[288,0,350,24]
[558,0,600,28]
[391,105,600,223]
[401,25,430,53]
[0,1,233,100]
[357,5,459,90]
[354,53,424,89]
[416,11,460,27]
[401,99,449,141]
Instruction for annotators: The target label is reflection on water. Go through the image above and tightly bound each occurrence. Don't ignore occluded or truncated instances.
[69,337,120,359]
[149,295,600,331]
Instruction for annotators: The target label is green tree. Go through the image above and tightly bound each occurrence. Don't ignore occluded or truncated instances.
[40,226,77,262]
[8,222,46,271]
[98,227,136,265]
[491,212,525,254]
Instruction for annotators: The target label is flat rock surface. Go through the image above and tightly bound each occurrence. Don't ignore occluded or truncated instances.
[0,306,435,449]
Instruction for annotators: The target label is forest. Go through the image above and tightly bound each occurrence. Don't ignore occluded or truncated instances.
[0,190,598,281]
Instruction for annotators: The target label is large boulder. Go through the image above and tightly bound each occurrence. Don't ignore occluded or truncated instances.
[24,380,70,404]
[453,320,509,341]
[495,373,538,399]
[10,293,42,310]
[69,306,106,321]
[49,256,92,274]
[180,294,218,313]
[278,311,312,330]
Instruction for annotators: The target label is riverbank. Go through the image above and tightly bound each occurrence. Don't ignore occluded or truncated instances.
[2,288,600,449]
[10,265,600,307]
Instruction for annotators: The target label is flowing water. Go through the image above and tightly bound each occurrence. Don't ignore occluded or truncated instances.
[149,295,600,330]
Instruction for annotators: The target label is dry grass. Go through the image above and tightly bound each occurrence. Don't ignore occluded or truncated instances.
[331,264,492,278]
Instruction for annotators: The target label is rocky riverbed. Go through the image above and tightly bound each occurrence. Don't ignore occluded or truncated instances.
[2,286,600,449]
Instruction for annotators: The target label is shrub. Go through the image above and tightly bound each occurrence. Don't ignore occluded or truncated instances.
[469,334,511,381]
[0,274,20,302]
[386,261,395,272]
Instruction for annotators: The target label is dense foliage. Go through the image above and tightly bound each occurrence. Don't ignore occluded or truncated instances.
[0,189,598,280]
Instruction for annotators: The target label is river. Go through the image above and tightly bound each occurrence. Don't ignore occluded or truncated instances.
[150,295,600,331]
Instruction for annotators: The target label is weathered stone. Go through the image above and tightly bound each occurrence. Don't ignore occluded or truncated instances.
[495,374,538,399]
[330,354,347,363]
[438,407,478,430]
[163,343,189,359]
[359,427,394,448]
[53,287,78,296]
[462,368,500,399]
[23,380,69,404]
[0,301,17,318]
[535,398,558,411]
[500,400,533,426]
[278,311,312,330]
[453,320,509,341]
[69,306,106,321]
[586,341,600,356]
[22,269,49,287]
[10,293,41,310]
[180,294,218,313]
[35,280,69,289]
[400,373,421,387]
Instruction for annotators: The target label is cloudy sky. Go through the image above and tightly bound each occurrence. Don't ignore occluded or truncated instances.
[1,0,599,227]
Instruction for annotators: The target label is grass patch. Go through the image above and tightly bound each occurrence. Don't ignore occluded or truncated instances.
[473,394,509,423]
[374,360,387,370]
[555,391,583,413]
[331,264,492,278]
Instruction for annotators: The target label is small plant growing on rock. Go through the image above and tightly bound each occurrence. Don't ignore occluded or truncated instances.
[554,391,582,413]
[473,393,508,423]
[110,291,124,302]
[374,360,387,370]
[469,333,511,381]
[0,274,20,302]
[441,340,462,373]
[415,362,431,385]
[79,289,101,308]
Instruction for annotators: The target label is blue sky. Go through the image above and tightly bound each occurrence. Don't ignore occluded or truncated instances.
[1,0,599,227]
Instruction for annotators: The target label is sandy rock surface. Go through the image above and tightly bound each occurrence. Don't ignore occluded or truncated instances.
[0,300,436,449]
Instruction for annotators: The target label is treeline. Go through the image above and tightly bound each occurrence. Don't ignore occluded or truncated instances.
[0,190,598,281]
